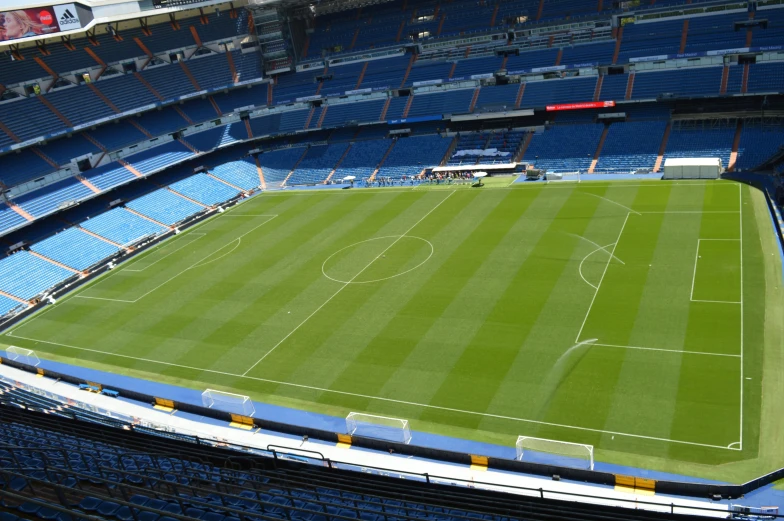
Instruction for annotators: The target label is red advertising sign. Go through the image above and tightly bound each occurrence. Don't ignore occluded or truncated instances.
[545,101,616,112]
[0,8,61,42]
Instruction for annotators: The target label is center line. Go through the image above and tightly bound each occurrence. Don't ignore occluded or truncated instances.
[242,191,455,376]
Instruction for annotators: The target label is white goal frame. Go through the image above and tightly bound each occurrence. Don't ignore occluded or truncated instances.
[546,171,581,183]
[201,389,255,417]
[5,346,40,367]
[516,435,594,470]
[346,412,412,444]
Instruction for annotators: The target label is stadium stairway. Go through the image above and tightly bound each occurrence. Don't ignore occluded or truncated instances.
[27,249,82,275]
[325,143,353,183]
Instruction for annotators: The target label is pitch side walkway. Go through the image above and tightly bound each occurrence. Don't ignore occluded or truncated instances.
[0,360,738,518]
[23,355,729,488]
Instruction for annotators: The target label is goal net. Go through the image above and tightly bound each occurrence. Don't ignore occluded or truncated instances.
[545,172,581,183]
[346,413,412,444]
[201,389,255,417]
[516,436,594,470]
[5,346,40,367]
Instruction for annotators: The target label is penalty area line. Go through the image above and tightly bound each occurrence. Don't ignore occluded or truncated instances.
[76,214,278,304]
[574,212,630,343]
[590,342,741,358]
[124,233,206,273]
[2,331,738,451]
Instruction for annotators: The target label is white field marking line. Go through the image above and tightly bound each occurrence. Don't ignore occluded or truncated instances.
[581,192,641,215]
[592,343,741,358]
[6,206,278,331]
[739,181,744,450]
[242,191,456,376]
[2,330,738,451]
[689,239,742,303]
[689,239,701,302]
[639,211,740,214]
[190,238,242,269]
[75,215,278,304]
[260,182,739,197]
[321,235,435,285]
[578,243,616,290]
[566,233,625,265]
[83,209,278,287]
[507,175,520,187]
[124,233,206,273]
[575,212,630,344]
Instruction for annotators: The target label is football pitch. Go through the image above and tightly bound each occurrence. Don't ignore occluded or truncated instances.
[4,179,783,481]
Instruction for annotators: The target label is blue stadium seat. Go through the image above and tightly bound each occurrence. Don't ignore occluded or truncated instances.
[523,124,605,172]
[337,139,392,181]
[321,99,385,127]
[82,162,138,191]
[0,205,29,235]
[85,122,147,151]
[377,135,452,178]
[258,147,307,185]
[288,143,350,185]
[169,173,240,205]
[81,208,168,246]
[407,90,473,118]
[39,135,101,167]
[127,189,204,225]
[31,228,119,270]
[124,141,195,175]
[185,125,244,153]
[13,177,94,218]
[209,159,262,191]
[0,149,56,186]
[735,121,784,171]
[595,121,667,172]
[0,294,26,316]
[134,108,191,137]
[664,121,735,167]
[96,74,160,112]
[0,250,75,300]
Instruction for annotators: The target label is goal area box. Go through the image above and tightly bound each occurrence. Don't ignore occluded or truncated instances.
[346,413,412,444]
[516,436,594,470]
[202,389,255,417]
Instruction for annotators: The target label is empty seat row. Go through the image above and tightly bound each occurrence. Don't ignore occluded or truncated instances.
[80,208,168,246]
[0,250,75,300]
[169,173,241,205]
[30,227,119,271]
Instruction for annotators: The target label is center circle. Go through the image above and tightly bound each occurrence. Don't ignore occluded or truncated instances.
[322,235,434,284]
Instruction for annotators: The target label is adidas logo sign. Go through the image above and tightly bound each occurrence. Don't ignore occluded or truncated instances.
[54,4,81,29]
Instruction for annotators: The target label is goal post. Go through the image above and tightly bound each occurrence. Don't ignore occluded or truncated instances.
[5,346,40,367]
[545,172,581,183]
[516,436,594,470]
[346,412,412,444]
[201,389,255,417]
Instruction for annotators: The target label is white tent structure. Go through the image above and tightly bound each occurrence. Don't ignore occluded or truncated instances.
[663,158,722,179]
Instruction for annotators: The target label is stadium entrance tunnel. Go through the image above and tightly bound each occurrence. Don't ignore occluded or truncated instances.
[322,235,434,284]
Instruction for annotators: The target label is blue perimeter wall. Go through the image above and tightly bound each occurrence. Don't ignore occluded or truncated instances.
[29,355,726,486]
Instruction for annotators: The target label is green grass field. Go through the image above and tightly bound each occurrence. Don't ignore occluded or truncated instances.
[4,179,783,482]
